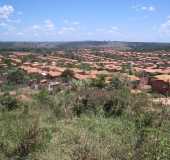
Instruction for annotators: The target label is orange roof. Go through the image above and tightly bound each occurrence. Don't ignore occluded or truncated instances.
[11,58,22,64]
[154,75,170,82]
[128,75,140,81]
[48,66,65,72]
[20,66,41,74]
[123,74,140,81]
[23,62,31,66]
[48,71,62,77]
[13,52,31,57]
[71,68,84,73]
[31,62,42,67]
[74,73,96,80]
[28,68,41,74]
[40,79,47,83]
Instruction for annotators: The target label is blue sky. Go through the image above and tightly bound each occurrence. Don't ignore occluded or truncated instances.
[0,0,170,42]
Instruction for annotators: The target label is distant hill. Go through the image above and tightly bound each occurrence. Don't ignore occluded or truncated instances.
[0,41,170,51]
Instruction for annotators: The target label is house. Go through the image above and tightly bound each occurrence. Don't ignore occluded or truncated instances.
[74,73,96,80]
[13,52,31,58]
[48,81,61,91]
[48,71,62,78]
[150,74,170,95]
[10,58,22,65]
[124,74,140,89]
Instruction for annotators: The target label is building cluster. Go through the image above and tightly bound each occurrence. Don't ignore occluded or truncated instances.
[76,49,170,95]
[0,49,170,95]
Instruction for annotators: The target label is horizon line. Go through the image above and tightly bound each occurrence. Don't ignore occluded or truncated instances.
[0,40,170,44]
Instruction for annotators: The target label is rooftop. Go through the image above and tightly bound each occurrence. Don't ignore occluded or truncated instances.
[154,75,170,82]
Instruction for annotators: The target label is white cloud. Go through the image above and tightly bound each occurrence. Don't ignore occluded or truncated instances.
[141,6,147,10]
[0,5,14,20]
[96,26,120,34]
[0,22,7,27]
[141,6,155,11]
[111,26,119,31]
[58,27,76,34]
[0,22,16,31]
[16,32,24,36]
[63,19,80,26]
[63,19,69,24]
[148,6,155,12]
[108,26,121,34]
[132,5,156,12]
[159,16,170,35]
[86,32,94,36]
[33,32,39,37]
[27,20,56,37]
[31,20,55,32]
[63,27,76,31]
[73,21,80,25]
[0,4,22,32]
[44,19,55,30]
[32,25,41,30]
[96,28,105,32]
[6,18,21,23]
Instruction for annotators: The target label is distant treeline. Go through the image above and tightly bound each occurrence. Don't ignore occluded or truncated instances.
[0,41,170,52]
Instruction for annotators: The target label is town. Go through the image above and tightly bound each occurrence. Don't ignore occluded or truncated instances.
[0,48,170,96]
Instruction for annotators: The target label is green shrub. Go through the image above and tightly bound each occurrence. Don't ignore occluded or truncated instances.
[91,74,106,88]
[103,87,131,117]
[47,90,75,119]
[0,93,19,111]
[71,87,131,117]
[61,69,75,82]
[34,89,50,106]
[7,68,28,85]
[111,75,125,89]
[0,113,52,160]
[79,63,91,71]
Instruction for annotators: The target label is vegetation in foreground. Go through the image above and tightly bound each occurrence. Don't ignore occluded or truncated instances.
[0,78,170,160]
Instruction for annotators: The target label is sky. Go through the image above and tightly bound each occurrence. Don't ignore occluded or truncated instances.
[0,0,170,42]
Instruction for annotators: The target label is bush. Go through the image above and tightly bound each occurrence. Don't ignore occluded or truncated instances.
[7,68,28,85]
[111,75,125,89]
[91,74,106,88]
[79,63,91,71]
[0,83,16,92]
[0,113,52,160]
[47,90,75,119]
[45,116,135,160]
[3,58,12,67]
[61,69,75,82]
[0,69,170,160]
[103,87,131,117]
[10,121,52,159]
[34,89,50,106]
[72,89,110,116]
[71,87,131,117]
[0,93,19,111]
[11,121,42,158]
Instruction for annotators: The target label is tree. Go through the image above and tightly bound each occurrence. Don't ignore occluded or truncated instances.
[3,58,12,67]
[61,69,75,82]
[7,68,27,85]
[79,63,91,71]
[111,76,124,89]
[34,89,50,105]
[0,93,19,111]
[91,74,106,88]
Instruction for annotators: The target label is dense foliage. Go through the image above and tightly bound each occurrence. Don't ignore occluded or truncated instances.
[0,77,169,160]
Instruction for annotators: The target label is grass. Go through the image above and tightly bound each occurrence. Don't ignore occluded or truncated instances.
[0,85,170,160]
[35,115,135,160]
